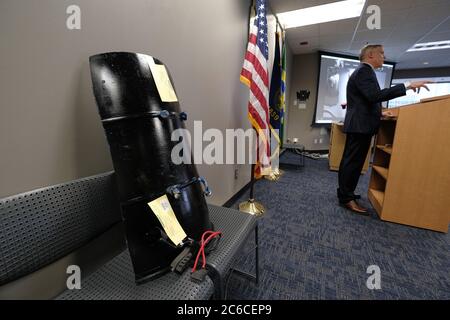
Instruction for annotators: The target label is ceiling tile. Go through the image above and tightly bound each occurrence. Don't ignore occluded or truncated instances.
[271,0,450,69]
[286,24,320,37]
[420,30,450,42]
[367,0,414,11]
[394,21,438,40]
[413,0,450,6]
[432,17,450,33]
[353,28,395,43]
[269,0,336,14]
[358,9,415,32]
[406,4,450,23]
[319,19,359,36]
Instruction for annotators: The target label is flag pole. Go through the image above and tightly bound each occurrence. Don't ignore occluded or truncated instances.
[238,0,268,216]
[239,128,265,216]
[265,29,283,181]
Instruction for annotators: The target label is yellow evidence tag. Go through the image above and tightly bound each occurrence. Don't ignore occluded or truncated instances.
[147,195,187,246]
[148,58,178,102]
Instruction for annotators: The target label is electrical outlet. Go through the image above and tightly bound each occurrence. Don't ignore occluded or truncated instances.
[314,139,318,144]
[234,168,239,180]
[319,138,323,144]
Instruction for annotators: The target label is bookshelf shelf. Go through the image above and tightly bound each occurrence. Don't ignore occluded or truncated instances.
[376,145,392,155]
[372,165,389,180]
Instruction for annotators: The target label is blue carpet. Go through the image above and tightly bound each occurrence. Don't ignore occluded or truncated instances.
[226,151,450,300]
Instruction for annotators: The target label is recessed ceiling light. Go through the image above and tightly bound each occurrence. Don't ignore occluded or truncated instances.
[407,40,450,52]
[277,0,366,29]
[423,62,429,65]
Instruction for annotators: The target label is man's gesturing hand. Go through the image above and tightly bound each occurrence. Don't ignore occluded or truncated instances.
[406,81,433,93]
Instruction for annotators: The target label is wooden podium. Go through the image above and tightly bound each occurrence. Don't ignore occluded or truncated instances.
[368,95,450,233]
[329,122,371,173]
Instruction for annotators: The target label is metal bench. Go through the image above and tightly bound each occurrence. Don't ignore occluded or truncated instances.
[206,205,259,299]
[0,172,257,300]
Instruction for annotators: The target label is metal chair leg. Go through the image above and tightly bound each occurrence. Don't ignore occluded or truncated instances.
[230,224,259,283]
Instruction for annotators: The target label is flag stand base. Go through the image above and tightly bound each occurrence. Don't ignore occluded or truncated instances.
[264,171,279,181]
[239,198,265,217]
[264,168,284,181]
[274,168,284,178]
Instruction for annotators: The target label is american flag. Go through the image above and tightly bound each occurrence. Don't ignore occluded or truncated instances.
[240,0,271,177]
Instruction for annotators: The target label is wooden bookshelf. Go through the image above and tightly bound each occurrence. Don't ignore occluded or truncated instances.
[368,189,384,214]
[368,97,450,233]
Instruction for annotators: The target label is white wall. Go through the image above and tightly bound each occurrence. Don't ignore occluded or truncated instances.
[286,53,330,151]
[0,0,253,205]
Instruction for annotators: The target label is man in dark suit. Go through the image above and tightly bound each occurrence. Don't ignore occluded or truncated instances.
[338,44,430,214]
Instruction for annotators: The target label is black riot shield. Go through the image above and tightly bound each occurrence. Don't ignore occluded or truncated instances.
[89,52,213,284]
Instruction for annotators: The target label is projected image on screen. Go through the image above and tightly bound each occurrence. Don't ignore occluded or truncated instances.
[314,53,394,125]
[389,78,450,107]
